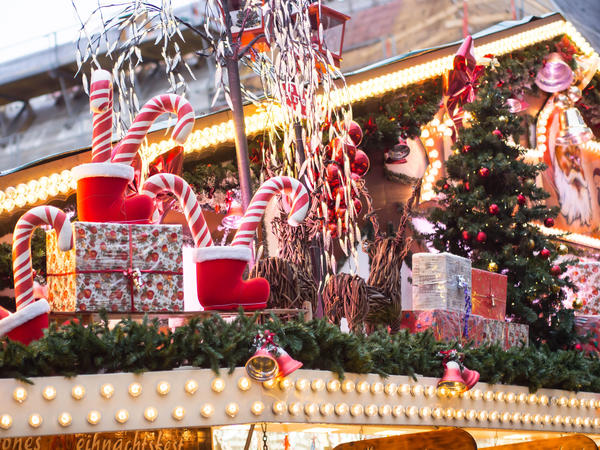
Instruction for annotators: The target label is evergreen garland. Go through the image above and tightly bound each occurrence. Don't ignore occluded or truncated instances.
[2,313,600,394]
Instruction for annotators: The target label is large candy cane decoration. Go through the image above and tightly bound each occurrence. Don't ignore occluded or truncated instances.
[141,174,213,248]
[90,69,114,163]
[12,206,73,310]
[231,176,309,247]
[112,94,195,166]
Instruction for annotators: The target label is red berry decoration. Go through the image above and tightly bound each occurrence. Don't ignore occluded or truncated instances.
[492,129,503,138]
[462,145,471,153]
[476,231,487,243]
[443,183,450,191]
[575,343,583,351]
[479,167,490,177]
[517,194,526,205]
[540,248,551,259]
[550,265,562,276]
[350,150,370,177]
[331,137,356,164]
[464,181,470,191]
[462,230,470,240]
[544,217,555,228]
[488,204,499,215]
[325,163,341,188]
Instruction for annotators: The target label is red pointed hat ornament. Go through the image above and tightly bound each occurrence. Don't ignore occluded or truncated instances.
[443,36,485,132]
[0,206,73,345]
[73,69,195,224]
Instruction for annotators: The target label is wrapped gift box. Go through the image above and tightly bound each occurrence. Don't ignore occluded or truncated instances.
[400,309,528,349]
[471,268,507,320]
[412,252,471,312]
[562,262,600,315]
[47,222,184,312]
[574,315,600,353]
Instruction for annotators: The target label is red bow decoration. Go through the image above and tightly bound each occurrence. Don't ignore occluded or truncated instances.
[443,36,485,134]
[127,146,184,222]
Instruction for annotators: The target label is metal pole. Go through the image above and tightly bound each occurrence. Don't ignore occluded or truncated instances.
[226,56,253,211]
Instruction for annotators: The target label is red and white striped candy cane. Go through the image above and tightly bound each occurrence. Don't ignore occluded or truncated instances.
[12,206,73,310]
[141,174,213,248]
[231,176,309,247]
[112,94,195,166]
[90,69,114,163]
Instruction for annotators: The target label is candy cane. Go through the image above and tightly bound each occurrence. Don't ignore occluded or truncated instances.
[112,94,195,166]
[12,206,73,310]
[231,176,309,247]
[141,174,213,248]
[90,69,114,163]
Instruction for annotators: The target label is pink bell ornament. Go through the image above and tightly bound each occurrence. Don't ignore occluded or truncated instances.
[245,347,278,382]
[461,366,480,390]
[535,53,574,93]
[274,347,303,378]
[437,361,467,393]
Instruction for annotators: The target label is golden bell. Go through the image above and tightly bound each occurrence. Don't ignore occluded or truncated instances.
[437,361,467,393]
[572,297,584,310]
[245,347,278,382]
[556,106,593,146]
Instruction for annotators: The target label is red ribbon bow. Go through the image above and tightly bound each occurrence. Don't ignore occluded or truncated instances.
[443,36,485,133]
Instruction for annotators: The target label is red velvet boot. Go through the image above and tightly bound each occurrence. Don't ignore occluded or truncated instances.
[0,300,50,345]
[73,163,154,223]
[193,247,269,310]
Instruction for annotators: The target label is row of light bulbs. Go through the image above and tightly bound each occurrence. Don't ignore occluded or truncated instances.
[13,378,598,410]
[0,19,584,215]
[4,401,599,431]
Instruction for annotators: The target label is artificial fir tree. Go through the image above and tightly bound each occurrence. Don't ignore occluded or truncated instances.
[429,72,577,349]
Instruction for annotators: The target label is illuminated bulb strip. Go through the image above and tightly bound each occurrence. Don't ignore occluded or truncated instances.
[1,19,592,215]
[536,224,600,249]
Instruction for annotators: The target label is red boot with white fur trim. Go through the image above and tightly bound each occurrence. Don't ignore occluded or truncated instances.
[73,162,154,223]
[193,247,269,310]
[0,300,50,345]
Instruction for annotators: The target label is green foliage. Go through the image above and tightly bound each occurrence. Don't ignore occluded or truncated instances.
[429,37,580,349]
[3,313,600,393]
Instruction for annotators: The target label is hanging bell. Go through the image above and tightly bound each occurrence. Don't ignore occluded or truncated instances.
[461,366,480,390]
[437,361,467,393]
[274,347,303,378]
[535,53,574,93]
[245,347,278,381]
[556,106,593,146]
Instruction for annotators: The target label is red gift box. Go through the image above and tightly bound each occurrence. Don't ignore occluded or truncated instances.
[399,310,526,349]
[574,315,600,354]
[471,268,507,321]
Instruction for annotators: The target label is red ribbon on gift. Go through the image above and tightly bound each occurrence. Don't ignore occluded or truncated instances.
[443,36,485,134]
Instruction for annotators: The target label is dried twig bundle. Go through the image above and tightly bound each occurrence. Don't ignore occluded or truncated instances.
[323,273,368,333]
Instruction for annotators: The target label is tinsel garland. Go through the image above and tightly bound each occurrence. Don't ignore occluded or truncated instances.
[2,313,600,394]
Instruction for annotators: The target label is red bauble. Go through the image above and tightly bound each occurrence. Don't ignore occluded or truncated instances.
[328,223,338,238]
[544,217,555,228]
[492,129,503,138]
[336,120,363,146]
[540,248,551,259]
[443,183,450,191]
[462,230,470,240]
[517,194,526,205]
[464,181,470,191]
[350,150,370,177]
[476,231,487,243]
[331,137,357,164]
[324,144,333,160]
[575,343,583,351]
[336,207,347,219]
[550,265,562,276]
[479,167,490,177]
[488,204,499,215]
[325,164,341,188]
[463,145,471,153]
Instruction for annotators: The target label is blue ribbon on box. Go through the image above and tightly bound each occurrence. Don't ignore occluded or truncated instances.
[457,275,472,339]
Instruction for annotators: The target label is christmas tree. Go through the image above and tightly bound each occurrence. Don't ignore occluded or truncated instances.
[429,67,577,349]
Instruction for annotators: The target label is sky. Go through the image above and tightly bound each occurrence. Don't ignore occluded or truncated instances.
[0,0,193,62]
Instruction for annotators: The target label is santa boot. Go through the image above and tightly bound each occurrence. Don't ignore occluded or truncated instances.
[0,300,50,345]
[73,163,153,223]
[193,247,269,310]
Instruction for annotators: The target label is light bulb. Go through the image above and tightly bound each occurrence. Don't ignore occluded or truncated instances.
[200,404,214,418]
[311,379,325,392]
[251,401,265,416]
[0,415,12,429]
[444,408,455,420]
[518,392,529,403]
[564,416,573,426]
[511,412,521,423]
[477,411,488,422]
[185,379,199,394]
[384,383,397,396]
[172,406,185,420]
[115,410,129,424]
[42,386,56,401]
[320,403,334,416]
[371,382,384,394]
[470,389,483,401]
[411,385,424,396]
[72,385,86,400]
[356,381,369,394]
[539,394,549,405]
[128,382,142,397]
[350,404,364,417]
[335,403,349,416]
[28,414,42,428]
[533,414,542,424]
[100,384,114,399]
[424,385,436,398]
[488,411,499,422]
[398,384,411,395]
[58,413,72,427]
[521,413,531,424]
[289,402,302,416]
[305,403,318,416]
[494,391,505,402]
[296,379,309,391]
[341,380,355,393]
[238,377,251,391]
[419,407,432,419]
[552,415,562,426]
[405,406,418,417]
[87,411,101,425]
[226,403,239,417]
[379,405,392,417]
[505,392,516,403]
[454,409,465,420]
[568,397,579,408]
[211,378,225,393]
[263,379,277,389]
[483,391,494,401]
[157,381,170,396]
[327,379,341,392]
[13,387,27,403]
[272,401,286,415]
[527,393,538,404]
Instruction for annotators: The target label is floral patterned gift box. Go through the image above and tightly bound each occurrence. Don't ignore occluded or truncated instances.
[46,222,184,312]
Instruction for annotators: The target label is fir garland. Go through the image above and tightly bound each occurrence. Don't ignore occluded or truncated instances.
[2,313,600,394]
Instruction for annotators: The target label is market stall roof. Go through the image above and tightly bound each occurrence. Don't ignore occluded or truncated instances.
[0,12,593,225]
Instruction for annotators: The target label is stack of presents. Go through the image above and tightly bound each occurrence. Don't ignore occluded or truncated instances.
[400,252,529,349]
